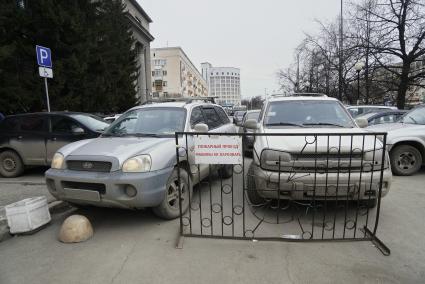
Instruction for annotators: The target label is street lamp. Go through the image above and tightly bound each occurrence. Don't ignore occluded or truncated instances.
[354,62,365,105]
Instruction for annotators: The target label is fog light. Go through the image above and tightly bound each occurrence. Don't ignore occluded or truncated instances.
[125,185,137,197]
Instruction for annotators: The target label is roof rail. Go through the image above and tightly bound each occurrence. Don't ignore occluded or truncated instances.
[292,93,328,97]
[141,96,218,105]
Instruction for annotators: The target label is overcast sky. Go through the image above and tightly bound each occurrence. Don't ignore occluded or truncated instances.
[138,0,344,98]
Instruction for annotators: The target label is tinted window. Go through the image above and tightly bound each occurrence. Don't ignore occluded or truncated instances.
[51,116,82,133]
[214,106,230,124]
[0,117,19,132]
[202,107,222,129]
[20,116,46,132]
[190,107,205,127]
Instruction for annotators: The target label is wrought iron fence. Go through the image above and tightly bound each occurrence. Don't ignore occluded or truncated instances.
[174,131,391,255]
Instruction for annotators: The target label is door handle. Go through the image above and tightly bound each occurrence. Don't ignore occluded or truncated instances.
[17,135,23,140]
[51,137,57,141]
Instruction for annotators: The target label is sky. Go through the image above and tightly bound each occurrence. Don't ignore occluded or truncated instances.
[138,0,344,98]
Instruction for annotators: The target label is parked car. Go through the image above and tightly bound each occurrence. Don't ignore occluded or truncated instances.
[368,105,425,176]
[233,110,246,126]
[0,112,108,178]
[357,110,407,126]
[239,110,261,153]
[244,95,392,208]
[346,105,397,117]
[45,100,236,219]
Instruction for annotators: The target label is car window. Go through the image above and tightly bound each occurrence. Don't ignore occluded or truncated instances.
[51,116,83,134]
[202,107,222,129]
[402,107,425,125]
[265,100,355,128]
[190,106,205,127]
[70,114,109,132]
[0,117,20,132]
[20,116,46,132]
[245,111,260,122]
[348,108,358,117]
[214,106,230,124]
[106,107,186,136]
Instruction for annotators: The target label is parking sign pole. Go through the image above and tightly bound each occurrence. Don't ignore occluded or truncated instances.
[44,77,51,112]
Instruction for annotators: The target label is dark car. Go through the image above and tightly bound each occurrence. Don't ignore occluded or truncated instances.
[0,112,109,177]
[358,110,407,126]
[239,110,261,153]
[233,111,246,126]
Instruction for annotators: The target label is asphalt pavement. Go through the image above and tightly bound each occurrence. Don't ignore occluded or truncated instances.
[0,165,424,283]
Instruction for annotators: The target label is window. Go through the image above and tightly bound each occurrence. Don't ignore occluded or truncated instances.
[163,81,167,87]
[51,116,81,133]
[152,71,155,76]
[163,70,167,76]
[190,107,205,127]
[214,106,230,124]
[0,117,19,132]
[202,107,222,129]
[20,116,45,132]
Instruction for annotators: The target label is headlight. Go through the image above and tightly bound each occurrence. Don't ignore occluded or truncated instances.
[51,153,65,169]
[122,155,152,173]
[260,149,292,170]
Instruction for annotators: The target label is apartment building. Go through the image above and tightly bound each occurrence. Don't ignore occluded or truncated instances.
[201,63,241,106]
[150,47,208,98]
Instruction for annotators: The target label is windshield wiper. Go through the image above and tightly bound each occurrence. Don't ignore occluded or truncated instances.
[302,122,346,128]
[265,122,305,127]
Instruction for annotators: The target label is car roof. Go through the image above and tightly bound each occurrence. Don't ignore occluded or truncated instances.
[5,111,90,118]
[267,96,339,103]
[129,101,221,111]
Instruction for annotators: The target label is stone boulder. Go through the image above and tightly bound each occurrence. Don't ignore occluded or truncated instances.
[59,215,93,243]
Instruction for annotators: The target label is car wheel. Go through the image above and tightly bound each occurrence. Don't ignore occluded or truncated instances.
[153,167,192,220]
[218,165,233,179]
[361,198,377,209]
[390,145,422,176]
[246,164,265,205]
[0,150,24,178]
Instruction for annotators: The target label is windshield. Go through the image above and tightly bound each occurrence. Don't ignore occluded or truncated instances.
[70,114,109,132]
[402,107,425,125]
[264,100,355,128]
[105,107,186,136]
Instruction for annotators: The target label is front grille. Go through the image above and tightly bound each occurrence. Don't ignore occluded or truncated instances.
[292,153,363,160]
[62,181,106,194]
[67,161,112,172]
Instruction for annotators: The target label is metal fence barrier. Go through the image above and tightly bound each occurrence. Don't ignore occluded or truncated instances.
[174,132,391,255]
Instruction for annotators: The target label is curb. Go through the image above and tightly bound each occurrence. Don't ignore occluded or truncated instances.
[0,200,66,243]
[0,181,46,186]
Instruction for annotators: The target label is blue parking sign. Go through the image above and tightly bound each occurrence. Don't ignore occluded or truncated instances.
[36,45,52,68]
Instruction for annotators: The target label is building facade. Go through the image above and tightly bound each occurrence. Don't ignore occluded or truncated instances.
[123,0,154,103]
[150,47,208,98]
[201,63,241,106]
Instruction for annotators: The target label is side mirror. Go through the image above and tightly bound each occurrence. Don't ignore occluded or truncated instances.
[193,123,209,132]
[355,118,368,128]
[244,119,259,130]
[72,127,85,135]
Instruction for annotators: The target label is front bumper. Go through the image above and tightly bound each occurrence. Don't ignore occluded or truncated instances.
[250,164,392,200]
[45,167,174,209]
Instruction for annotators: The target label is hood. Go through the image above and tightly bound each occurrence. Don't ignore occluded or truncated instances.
[65,137,174,164]
[262,127,381,153]
[367,122,423,132]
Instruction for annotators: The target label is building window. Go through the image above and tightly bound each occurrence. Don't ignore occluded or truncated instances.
[163,81,167,87]
[163,70,167,76]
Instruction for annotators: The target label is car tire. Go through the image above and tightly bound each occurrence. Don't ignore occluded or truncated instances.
[390,145,422,176]
[0,150,24,178]
[218,165,233,179]
[361,198,377,209]
[246,164,265,205]
[153,167,192,220]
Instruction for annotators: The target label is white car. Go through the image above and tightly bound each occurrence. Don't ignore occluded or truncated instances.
[244,95,392,208]
[346,105,397,118]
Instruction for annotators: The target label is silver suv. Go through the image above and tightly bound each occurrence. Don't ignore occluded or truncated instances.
[45,100,236,219]
[244,95,392,208]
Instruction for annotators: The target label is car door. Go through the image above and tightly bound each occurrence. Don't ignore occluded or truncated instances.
[9,115,48,165]
[46,115,88,162]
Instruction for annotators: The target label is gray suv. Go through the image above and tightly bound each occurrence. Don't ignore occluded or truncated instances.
[45,101,235,219]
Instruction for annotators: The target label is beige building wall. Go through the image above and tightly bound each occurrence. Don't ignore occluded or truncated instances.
[151,47,208,98]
